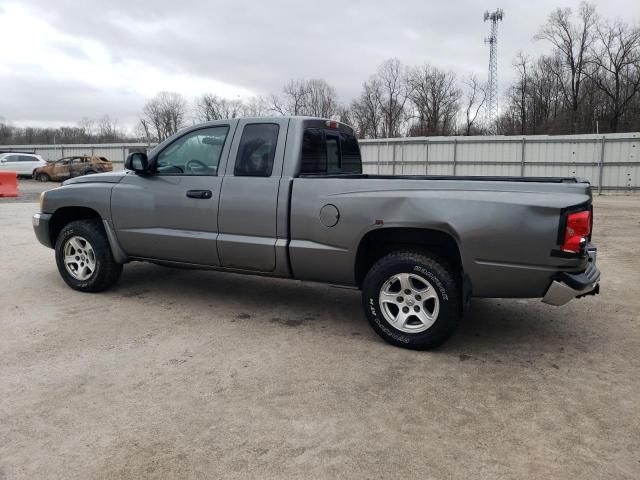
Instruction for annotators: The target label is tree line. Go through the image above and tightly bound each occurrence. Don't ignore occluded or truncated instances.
[1,2,638,145]
[135,60,484,143]
[0,115,133,146]
[501,3,640,134]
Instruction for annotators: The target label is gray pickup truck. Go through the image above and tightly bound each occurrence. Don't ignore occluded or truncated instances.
[33,117,600,349]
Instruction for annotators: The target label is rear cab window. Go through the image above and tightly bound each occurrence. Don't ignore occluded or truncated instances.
[300,127,362,175]
[234,123,280,177]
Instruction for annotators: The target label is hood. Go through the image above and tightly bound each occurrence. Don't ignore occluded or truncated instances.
[63,170,128,185]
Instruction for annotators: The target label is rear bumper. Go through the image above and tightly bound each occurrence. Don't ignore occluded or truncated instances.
[542,246,600,306]
[32,212,53,248]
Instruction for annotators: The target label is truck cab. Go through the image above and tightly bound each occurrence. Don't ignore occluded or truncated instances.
[110,118,355,272]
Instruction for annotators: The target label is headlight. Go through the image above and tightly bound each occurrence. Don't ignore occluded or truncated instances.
[39,191,45,211]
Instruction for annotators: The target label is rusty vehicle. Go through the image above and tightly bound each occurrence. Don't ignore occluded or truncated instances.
[33,155,113,182]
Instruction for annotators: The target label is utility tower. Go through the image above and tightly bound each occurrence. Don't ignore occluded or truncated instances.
[484,8,504,134]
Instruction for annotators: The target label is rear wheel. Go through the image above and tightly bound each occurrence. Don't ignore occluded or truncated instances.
[362,250,461,350]
[36,172,49,182]
[55,219,123,292]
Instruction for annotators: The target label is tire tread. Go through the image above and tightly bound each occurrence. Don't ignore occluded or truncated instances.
[362,249,461,350]
[55,219,122,292]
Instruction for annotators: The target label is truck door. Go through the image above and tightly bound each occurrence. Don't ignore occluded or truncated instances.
[111,123,234,266]
[217,118,288,272]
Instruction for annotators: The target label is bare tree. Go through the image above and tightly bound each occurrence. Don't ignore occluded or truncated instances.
[242,96,269,117]
[501,3,640,136]
[77,117,95,140]
[586,19,640,132]
[97,115,120,141]
[511,53,530,134]
[195,94,245,121]
[271,79,339,118]
[461,73,487,135]
[407,64,461,136]
[377,59,410,137]
[271,79,309,116]
[335,105,353,128]
[304,79,339,118]
[140,91,187,142]
[522,54,568,133]
[135,120,153,144]
[350,79,384,138]
[535,2,598,131]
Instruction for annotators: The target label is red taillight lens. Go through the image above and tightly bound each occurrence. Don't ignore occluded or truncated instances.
[562,210,592,252]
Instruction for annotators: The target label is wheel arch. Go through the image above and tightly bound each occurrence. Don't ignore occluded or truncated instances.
[48,206,103,246]
[48,206,128,264]
[354,227,465,288]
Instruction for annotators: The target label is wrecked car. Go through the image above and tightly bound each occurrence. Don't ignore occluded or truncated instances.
[33,155,113,182]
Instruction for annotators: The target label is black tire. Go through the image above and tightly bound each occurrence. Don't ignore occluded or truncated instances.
[362,250,461,350]
[83,170,97,175]
[55,219,123,292]
[36,172,49,182]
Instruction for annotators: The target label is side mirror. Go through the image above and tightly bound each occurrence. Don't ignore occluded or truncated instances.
[125,152,150,174]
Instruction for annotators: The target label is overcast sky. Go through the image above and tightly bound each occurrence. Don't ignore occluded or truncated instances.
[1,0,638,129]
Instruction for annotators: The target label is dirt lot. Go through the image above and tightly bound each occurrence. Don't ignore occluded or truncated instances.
[1,192,639,479]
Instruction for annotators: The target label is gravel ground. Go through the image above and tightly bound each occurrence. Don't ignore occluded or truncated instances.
[0,195,639,479]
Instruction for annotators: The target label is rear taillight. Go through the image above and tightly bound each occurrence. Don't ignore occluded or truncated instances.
[561,210,592,253]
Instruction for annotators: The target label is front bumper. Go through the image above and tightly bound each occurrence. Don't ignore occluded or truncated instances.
[542,246,600,306]
[32,212,53,248]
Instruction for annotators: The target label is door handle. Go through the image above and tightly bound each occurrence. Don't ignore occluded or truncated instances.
[186,189,212,199]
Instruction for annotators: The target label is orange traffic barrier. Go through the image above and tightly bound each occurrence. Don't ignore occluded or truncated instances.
[0,171,18,198]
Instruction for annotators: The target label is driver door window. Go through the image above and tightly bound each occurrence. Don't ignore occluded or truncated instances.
[156,127,229,175]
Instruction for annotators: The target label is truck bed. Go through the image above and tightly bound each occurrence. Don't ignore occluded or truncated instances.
[299,173,587,184]
[288,173,592,296]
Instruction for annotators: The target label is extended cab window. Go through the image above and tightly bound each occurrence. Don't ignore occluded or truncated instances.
[234,123,279,177]
[157,126,229,175]
[326,134,340,172]
[301,128,362,175]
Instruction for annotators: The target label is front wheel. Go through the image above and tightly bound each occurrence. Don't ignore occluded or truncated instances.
[36,172,49,182]
[55,219,123,292]
[362,251,461,350]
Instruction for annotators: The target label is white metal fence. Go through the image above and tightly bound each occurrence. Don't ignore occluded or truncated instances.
[0,143,152,169]
[359,132,639,193]
[2,132,639,192]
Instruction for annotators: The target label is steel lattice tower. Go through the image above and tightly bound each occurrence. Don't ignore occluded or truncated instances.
[484,9,504,134]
